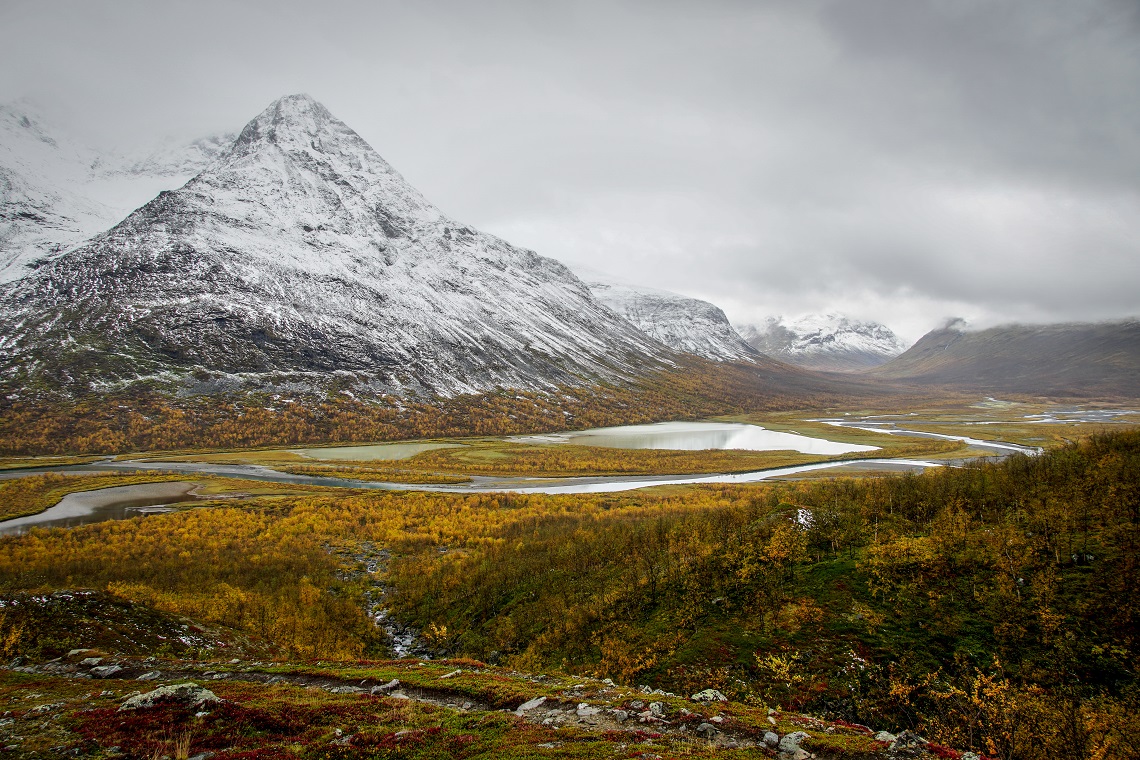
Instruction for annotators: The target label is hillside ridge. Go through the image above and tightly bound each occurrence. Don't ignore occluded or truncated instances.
[872,319,1140,397]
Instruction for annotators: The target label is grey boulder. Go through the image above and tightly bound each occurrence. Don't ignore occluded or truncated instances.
[119,683,221,711]
[690,688,728,702]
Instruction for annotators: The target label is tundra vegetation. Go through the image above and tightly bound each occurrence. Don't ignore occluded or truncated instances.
[0,358,927,456]
[0,425,1136,758]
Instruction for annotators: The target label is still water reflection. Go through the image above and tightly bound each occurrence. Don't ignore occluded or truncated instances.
[513,421,878,456]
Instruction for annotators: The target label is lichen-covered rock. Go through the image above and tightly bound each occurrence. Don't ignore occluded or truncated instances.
[778,730,811,759]
[119,683,221,711]
[889,730,929,756]
[690,688,728,702]
[90,664,123,678]
[370,678,399,695]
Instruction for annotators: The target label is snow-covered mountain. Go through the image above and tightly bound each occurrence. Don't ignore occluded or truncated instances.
[0,101,231,283]
[738,314,906,372]
[0,94,672,397]
[574,267,759,362]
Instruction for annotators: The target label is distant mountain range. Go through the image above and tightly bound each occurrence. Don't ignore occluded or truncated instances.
[1,95,1134,404]
[0,94,859,402]
[871,320,1140,397]
[573,267,759,362]
[737,315,907,372]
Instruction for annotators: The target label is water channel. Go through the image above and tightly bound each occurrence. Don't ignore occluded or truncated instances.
[0,481,204,536]
[0,418,1046,533]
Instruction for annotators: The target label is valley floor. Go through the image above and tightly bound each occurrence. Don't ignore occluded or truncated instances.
[0,399,1136,759]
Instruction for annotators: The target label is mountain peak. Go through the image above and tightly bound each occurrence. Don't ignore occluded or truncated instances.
[260,93,329,128]
[871,320,1140,395]
[0,95,671,396]
[273,92,320,107]
[204,95,442,229]
[228,93,346,155]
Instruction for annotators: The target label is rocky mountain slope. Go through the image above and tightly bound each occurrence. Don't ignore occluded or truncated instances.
[0,95,672,397]
[0,100,231,283]
[738,314,906,372]
[574,266,759,362]
[870,319,1140,397]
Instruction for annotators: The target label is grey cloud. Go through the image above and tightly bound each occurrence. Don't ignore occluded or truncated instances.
[817,0,1140,189]
[1,0,1137,344]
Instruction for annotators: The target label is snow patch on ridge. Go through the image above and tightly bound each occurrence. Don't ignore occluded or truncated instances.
[574,265,758,362]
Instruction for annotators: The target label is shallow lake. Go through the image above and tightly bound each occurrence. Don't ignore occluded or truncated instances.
[0,481,203,536]
[293,442,464,461]
[512,421,878,456]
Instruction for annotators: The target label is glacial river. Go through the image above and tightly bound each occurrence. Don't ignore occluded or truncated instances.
[0,419,1044,533]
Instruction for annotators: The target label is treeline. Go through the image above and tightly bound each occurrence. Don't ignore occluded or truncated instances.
[0,357,878,456]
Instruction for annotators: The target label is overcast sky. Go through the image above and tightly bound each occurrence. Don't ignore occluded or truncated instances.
[2,0,1138,343]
